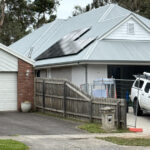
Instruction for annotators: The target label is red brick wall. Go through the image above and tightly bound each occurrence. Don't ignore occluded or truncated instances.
[18,59,34,111]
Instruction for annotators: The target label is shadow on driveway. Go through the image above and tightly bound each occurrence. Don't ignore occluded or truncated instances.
[0,112,85,136]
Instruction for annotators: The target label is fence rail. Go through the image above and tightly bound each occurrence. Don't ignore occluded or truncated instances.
[35,78,127,129]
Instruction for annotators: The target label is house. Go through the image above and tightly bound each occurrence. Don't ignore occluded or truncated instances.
[0,43,34,111]
[10,4,150,89]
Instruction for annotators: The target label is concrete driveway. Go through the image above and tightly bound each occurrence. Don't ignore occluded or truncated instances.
[0,112,85,136]
[1,111,150,150]
[127,107,150,133]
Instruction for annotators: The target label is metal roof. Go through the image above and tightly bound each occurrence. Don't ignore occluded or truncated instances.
[35,40,150,67]
[9,4,150,67]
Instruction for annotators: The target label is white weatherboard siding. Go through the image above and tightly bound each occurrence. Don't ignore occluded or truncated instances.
[72,66,86,87]
[87,65,107,83]
[40,69,47,77]
[47,69,52,78]
[0,73,17,111]
[0,49,18,72]
[51,67,72,81]
[105,18,150,40]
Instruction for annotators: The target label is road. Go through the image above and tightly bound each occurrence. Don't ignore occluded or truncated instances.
[1,134,150,150]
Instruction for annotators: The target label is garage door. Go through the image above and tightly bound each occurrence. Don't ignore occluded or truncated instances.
[0,73,17,111]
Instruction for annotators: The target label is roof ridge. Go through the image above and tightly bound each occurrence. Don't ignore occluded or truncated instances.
[100,14,128,22]
[83,40,99,60]
[66,4,110,22]
[98,4,115,22]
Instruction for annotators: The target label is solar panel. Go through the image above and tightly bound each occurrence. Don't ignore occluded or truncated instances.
[63,27,91,41]
[36,27,95,60]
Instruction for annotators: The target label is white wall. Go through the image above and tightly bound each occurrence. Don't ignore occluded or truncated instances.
[71,64,108,87]
[51,67,72,81]
[40,69,47,77]
[47,68,51,78]
[105,18,150,40]
[39,65,108,88]
[72,65,86,87]
[0,49,18,72]
[87,64,108,83]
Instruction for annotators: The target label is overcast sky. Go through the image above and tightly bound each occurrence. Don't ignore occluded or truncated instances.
[57,0,93,19]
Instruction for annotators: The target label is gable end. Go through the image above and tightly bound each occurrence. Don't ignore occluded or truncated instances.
[104,17,150,41]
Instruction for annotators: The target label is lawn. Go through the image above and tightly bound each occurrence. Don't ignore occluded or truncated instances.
[78,123,130,133]
[98,137,150,146]
[0,139,28,150]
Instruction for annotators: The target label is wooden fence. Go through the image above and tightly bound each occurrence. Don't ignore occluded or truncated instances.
[35,78,127,129]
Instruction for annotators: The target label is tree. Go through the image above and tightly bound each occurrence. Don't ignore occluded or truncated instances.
[0,0,5,29]
[32,0,59,28]
[0,0,59,46]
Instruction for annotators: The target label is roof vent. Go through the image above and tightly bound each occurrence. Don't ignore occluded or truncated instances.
[127,23,135,35]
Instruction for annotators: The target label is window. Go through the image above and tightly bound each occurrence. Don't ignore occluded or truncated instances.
[36,70,40,77]
[145,83,150,93]
[127,23,135,35]
[134,80,144,88]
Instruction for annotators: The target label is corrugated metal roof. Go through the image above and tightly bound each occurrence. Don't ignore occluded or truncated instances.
[9,4,150,67]
[35,40,150,67]
[89,40,150,61]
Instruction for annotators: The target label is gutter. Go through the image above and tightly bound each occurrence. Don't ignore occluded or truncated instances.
[35,60,150,69]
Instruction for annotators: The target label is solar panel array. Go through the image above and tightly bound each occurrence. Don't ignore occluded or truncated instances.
[36,27,96,60]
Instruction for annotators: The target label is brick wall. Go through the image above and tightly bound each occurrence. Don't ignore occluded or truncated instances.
[18,59,34,111]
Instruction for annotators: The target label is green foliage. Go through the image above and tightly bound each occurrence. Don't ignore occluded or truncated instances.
[72,0,150,19]
[79,123,106,133]
[98,137,150,146]
[32,0,59,28]
[0,139,28,150]
[78,123,130,133]
[0,0,59,45]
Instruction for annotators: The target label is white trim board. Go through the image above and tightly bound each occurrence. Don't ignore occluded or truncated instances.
[0,43,35,65]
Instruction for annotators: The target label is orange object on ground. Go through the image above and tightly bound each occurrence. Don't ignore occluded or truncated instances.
[129,128,143,132]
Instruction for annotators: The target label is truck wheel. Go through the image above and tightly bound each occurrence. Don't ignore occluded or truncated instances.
[133,100,143,116]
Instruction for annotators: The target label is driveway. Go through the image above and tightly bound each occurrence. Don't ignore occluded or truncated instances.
[0,112,85,136]
[127,107,150,133]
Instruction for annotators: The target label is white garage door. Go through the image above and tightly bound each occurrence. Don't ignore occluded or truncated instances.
[0,73,17,111]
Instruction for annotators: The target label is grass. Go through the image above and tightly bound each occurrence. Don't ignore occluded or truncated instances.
[97,137,150,146]
[78,123,130,133]
[0,139,28,150]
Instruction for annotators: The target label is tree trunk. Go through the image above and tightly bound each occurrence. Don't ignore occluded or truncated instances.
[0,0,5,29]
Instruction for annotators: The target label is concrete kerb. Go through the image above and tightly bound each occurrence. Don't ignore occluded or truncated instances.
[1,133,150,141]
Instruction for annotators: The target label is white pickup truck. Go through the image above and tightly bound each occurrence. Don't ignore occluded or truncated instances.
[130,72,150,116]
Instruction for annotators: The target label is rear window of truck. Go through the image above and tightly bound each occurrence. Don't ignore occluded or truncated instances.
[134,80,144,88]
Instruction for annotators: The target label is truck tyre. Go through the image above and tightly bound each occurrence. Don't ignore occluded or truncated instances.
[133,99,143,116]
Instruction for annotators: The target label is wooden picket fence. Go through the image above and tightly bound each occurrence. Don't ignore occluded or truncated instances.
[35,78,127,129]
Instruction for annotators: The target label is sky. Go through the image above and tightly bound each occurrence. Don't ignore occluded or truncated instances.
[57,0,93,19]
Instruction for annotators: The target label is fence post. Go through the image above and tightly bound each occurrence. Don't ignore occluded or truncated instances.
[42,80,45,113]
[34,78,37,111]
[89,99,93,122]
[123,99,127,129]
[116,101,121,129]
[63,81,67,118]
